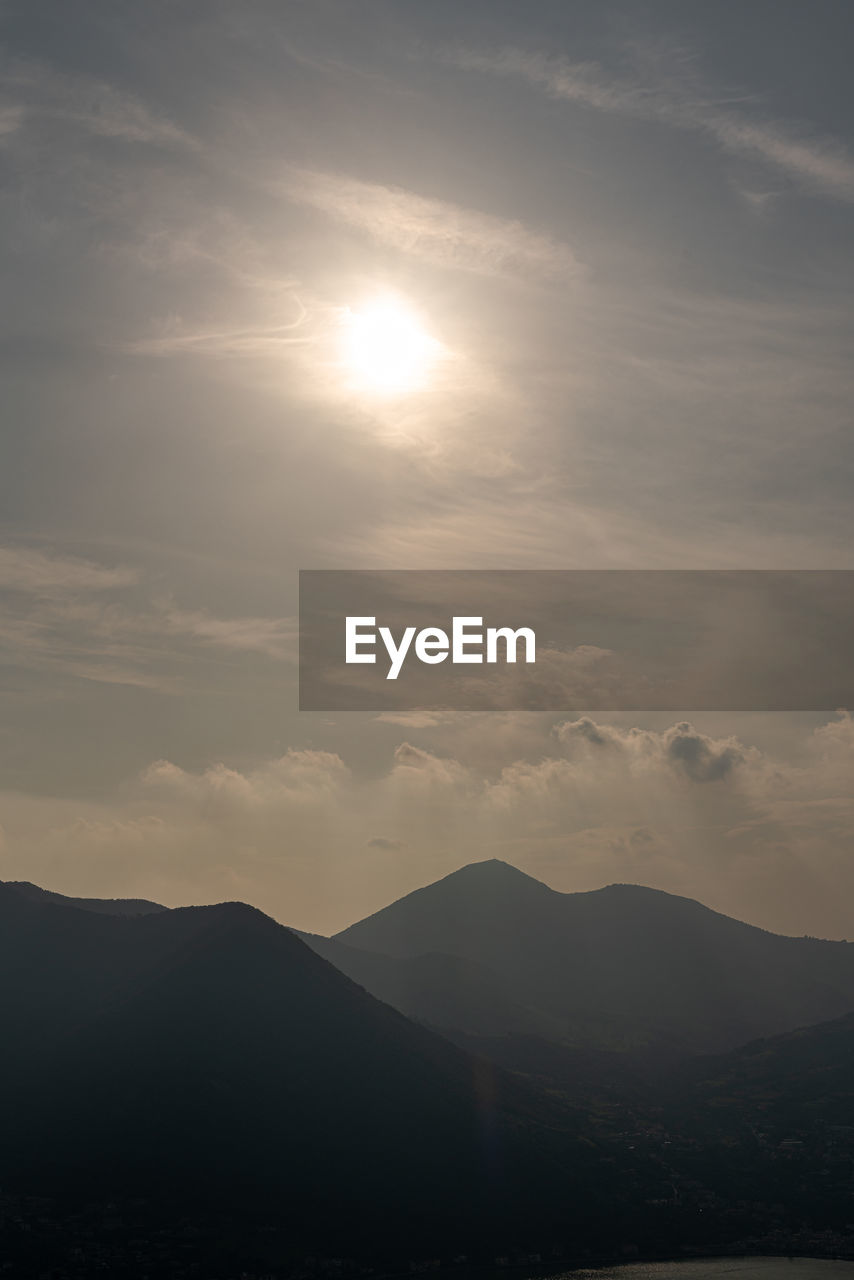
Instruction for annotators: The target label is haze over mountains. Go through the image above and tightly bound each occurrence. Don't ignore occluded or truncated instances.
[15,860,854,1058]
[315,859,854,1055]
[6,861,854,1269]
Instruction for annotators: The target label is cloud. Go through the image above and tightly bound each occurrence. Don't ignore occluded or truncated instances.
[450,46,854,201]
[282,167,581,279]
[3,713,852,937]
[0,544,294,689]
[391,741,473,792]
[124,311,311,360]
[154,607,296,661]
[0,55,193,149]
[0,545,138,596]
[0,105,23,139]
[374,711,466,729]
[141,750,351,807]
[555,717,747,782]
[664,721,744,782]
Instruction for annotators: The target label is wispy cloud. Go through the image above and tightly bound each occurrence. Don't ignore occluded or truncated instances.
[124,315,310,359]
[0,55,193,149]
[0,104,23,139]
[0,545,138,595]
[0,545,294,689]
[0,612,181,691]
[154,605,296,661]
[450,46,854,202]
[282,167,581,279]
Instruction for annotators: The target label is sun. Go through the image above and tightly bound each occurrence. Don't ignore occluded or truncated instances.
[340,297,440,395]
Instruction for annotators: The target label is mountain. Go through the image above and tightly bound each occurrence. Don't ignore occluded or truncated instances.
[5,879,166,915]
[294,929,566,1039]
[681,1009,854,1135]
[333,860,854,1053]
[8,876,854,1269]
[0,880,603,1263]
[630,1011,854,1241]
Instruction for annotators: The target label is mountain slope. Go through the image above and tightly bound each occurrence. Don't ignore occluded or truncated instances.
[5,878,166,915]
[0,881,601,1259]
[295,929,566,1039]
[682,1010,854,1133]
[334,860,854,1053]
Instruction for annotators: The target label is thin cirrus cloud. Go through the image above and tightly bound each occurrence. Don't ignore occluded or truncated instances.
[0,599,294,690]
[0,544,295,690]
[0,545,139,596]
[282,167,581,280]
[0,54,193,149]
[450,46,854,202]
[155,606,296,661]
[124,315,311,360]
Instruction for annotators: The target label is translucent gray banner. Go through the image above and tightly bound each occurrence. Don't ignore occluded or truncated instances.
[299,570,854,711]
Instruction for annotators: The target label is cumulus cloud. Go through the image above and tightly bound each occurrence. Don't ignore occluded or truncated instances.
[1,713,852,937]
[664,721,744,782]
[141,750,351,808]
[556,717,747,781]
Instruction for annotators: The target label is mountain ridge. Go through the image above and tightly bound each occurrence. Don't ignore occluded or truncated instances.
[331,859,854,1053]
[9,866,854,1056]
[5,879,167,916]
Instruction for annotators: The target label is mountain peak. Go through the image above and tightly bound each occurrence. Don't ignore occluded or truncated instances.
[439,859,552,890]
[334,858,555,955]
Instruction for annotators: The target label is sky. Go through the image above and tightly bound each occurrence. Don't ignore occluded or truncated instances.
[1,0,853,936]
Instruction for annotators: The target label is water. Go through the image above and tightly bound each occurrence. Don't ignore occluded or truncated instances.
[560,1261,854,1279]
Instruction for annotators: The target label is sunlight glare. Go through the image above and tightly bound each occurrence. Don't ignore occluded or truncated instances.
[341,298,440,395]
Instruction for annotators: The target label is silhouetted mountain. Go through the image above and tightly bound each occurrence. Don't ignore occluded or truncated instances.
[294,929,565,1039]
[0,881,605,1262]
[5,879,167,915]
[8,878,854,1271]
[333,860,854,1053]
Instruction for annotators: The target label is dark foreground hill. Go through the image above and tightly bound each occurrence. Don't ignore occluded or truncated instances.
[680,1009,854,1136]
[0,881,610,1265]
[331,860,854,1054]
[7,878,854,1272]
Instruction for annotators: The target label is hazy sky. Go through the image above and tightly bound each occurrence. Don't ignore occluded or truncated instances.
[1,0,853,936]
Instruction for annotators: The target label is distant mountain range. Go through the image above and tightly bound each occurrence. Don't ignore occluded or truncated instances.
[13,859,854,1059]
[318,859,854,1055]
[6,863,854,1269]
